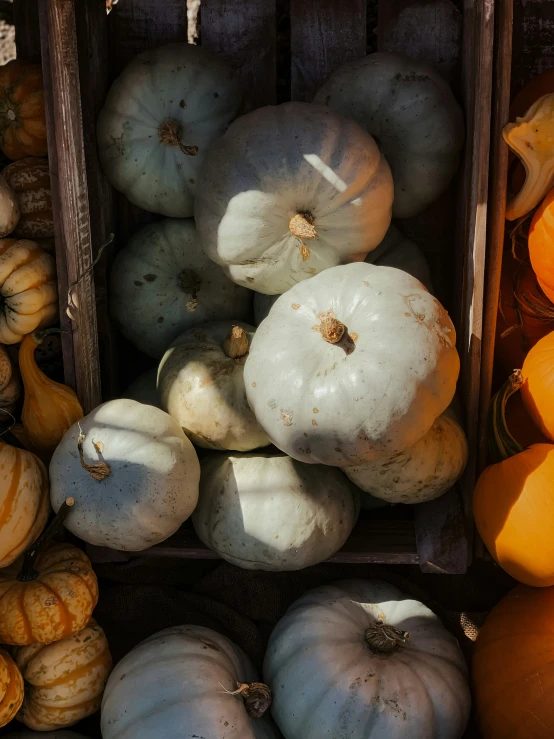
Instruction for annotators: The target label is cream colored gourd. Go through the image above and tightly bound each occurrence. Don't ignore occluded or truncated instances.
[0,175,20,237]
[193,452,359,570]
[122,367,161,408]
[195,101,393,294]
[49,399,200,550]
[0,238,58,344]
[245,262,459,466]
[101,625,280,739]
[315,52,465,218]
[110,219,252,358]
[2,157,54,239]
[253,224,433,324]
[97,43,242,217]
[14,620,112,731]
[158,321,269,451]
[343,409,468,503]
[264,580,471,739]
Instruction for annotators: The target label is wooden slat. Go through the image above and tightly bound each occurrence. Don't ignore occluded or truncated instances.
[511,0,554,97]
[38,0,101,412]
[13,0,41,62]
[290,0,367,101]
[201,0,277,109]
[415,488,469,573]
[478,0,513,474]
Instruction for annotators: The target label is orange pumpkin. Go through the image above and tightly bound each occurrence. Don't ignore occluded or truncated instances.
[0,648,24,729]
[495,246,554,377]
[20,330,84,459]
[0,536,99,646]
[473,584,554,738]
[2,157,54,239]
[475,372,554,586]
[0,439,50,568]
[528,187,554,303]
[0,60,47,161]
[521,330,554,441]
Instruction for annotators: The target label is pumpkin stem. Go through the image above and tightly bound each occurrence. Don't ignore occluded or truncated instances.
[17,498,75,582]
[158,118,198,156]
[223,326,249,359]
[289,211,317,240]
[224,682,272,719]
[315,310,356,355]
[78,431,111,481]
[488,370,525,463]
[365,620,410,653]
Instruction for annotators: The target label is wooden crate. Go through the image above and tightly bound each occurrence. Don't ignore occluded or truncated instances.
[21,0,494,573]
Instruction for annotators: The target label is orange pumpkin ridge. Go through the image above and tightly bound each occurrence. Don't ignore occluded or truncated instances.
[529,187,554,304]
[521,330,554,441]
[0,60,47,161]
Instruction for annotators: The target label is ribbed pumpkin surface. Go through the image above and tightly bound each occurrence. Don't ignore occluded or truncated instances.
[0,648,24,728]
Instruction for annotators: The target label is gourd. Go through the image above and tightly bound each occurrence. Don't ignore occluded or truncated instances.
[97,43,242,217]
[0,438,50,568]
[495,245,554,377]
[193,452,359,570]
[245,262,459,466]
[0,532,99,645]
[503,94,554,220]
[253,223,433,324]
[474,372,554,586]
[521,330,554,441]
[529,187,554,303]
[0,648,24,729]
[158,321,269,451]
[0,238,58,344]
[263,579,471,739]
[19,330,84,458]
[473,584,554,739]
[101,625,280,739]
[110,219,252,358]
[492,373,548,455]
[49,399,200,550]
[195,101,393,295]
[0,175,20,237]
[0,60,47,160]
[14,620,112,732]
[2,157,54,239]
[314,52,465,218]
[342,408,468,504]
[0,342,20,415]
[122,367,161,408]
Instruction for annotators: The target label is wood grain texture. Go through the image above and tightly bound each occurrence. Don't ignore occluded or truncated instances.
[13,0,41,62]
[201,0,277,109]
[512,0,554,97]
[38,0,101,412]
[415,488,469,573]
[290,0,367,101]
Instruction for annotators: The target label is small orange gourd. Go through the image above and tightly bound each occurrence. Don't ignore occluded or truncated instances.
[474,372,554,586]
[0,60,47,161]
[528,187,554,304]
[521,330,554,441]
[20,330,84,458]
[0,648,24,728]
[473,584,554,739]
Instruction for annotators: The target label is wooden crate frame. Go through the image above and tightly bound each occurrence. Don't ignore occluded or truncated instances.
[20,0,494,573]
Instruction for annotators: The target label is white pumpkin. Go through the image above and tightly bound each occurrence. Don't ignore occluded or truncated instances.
[0,175,19,237]
[97,43,242,217]
[49,399,200,551]
[264,579,471,739]
[122,367,161,408]
[158,320,269,451]
[343,409,468,503]
[195,101,393,294]
[253,223,433,324]
[110,219,252,358]
[101,625,280,739]
[314,52,465,218]
[244,262,459,466]
[193,452,359,570]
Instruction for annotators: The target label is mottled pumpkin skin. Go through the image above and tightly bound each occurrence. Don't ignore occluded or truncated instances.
[2,157,54,239]
[14,620,112,731]
[0,441,50,568]
[0,648,24,728]
[473,585,554,738]
[0,543,99,645]
[0,61,47,161]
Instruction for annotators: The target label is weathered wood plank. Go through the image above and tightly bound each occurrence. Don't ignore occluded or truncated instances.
[415,488,469,574]
[14,0,41,62]
[290,0,367,101]
[201,0,277,109]
[38,0,101,412]
[512,0,554,96]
